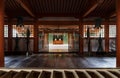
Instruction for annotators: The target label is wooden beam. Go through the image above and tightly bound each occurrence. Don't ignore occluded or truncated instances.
[110,13,116,17]
[16,0,35,17]
[34,19,38,53]
[83,0,104,17]
[4,14,7,17]
[83,4,98,17]
[36,13,81,18]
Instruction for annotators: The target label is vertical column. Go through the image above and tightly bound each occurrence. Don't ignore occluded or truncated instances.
[42,31,44,50]
[44,33,47,49]
[8,19,12,52]
[79,19,83,54]
[0,0,4,67]
[116,0,120,67]
[105,19,109,52]
[34,19,38,53]
[72,32,74,49]
[68,33,70,50]
[69,33,73,50]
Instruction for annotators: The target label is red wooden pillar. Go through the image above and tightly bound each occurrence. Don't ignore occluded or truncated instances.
[116,0,120,67]
[79,19,83,54]
[8,19,13,52]
[0,0,4,67]
[105,19,109,52]
[34,19,38,53]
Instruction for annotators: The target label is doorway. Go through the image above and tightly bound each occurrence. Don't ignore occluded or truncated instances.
[38,25,79,52]
[48,33,68,52]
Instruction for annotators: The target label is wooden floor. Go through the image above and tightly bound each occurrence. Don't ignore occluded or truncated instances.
[5,54,116,68]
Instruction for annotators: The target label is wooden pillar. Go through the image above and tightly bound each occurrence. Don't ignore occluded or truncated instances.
[34,20,38,53]
[116,0,120,67]
[44,33,47,49]
[8,19,12,52]
[69,33,73,49]
[0,0,4,67]
[72,32,74,49]
[79,19,83,53]
[105,19,109,52]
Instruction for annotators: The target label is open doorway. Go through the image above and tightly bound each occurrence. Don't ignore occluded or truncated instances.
[48,33,68,52]
[38,25,79,53]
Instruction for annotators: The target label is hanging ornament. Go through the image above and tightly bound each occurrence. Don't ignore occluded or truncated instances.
[87,27,90,38]
[26,28,30,37]
[16,16,24,27]
[94,18,102,29]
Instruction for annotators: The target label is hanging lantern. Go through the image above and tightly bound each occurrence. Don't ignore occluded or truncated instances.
[94,18,102,29]
[16,16,24,27]
[87,27,90,38]
[26,28,30,37]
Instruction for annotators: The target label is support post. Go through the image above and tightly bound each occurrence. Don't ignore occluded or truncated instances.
[0,0,4,67]
[116,0,120,67]
[105,19,109,52]
[79,19,83,54]
[34,19,38,53]
[8,19,13,52]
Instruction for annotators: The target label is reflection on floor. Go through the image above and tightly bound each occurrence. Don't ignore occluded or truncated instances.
[5,54,116,68]
[49,44,68,52]
[49,49,68,52]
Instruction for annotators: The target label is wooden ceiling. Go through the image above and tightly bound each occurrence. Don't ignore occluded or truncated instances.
[5,0,116,19]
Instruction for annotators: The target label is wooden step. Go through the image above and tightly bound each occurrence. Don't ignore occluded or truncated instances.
[13,71,29,78]
[75,71,89,78]
[39,71,51,78]
[0,71,17,78]
[0,71,7,77]
[108,70,120,78]
[26,71,40,78]
[0,69,119,78]
[86,71,102,78]
[97,70,117,78]
[53,71,63,78]
[64,71,75,78]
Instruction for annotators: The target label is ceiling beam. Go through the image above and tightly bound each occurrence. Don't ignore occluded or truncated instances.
[83,4,98,17]
[83,0,104,17]
[110,13,116,17]
[16,0,35,17]
[36,13,82,18]
[4,14,7,17]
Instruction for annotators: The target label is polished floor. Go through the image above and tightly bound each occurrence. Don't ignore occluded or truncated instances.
[5,54,116,68]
